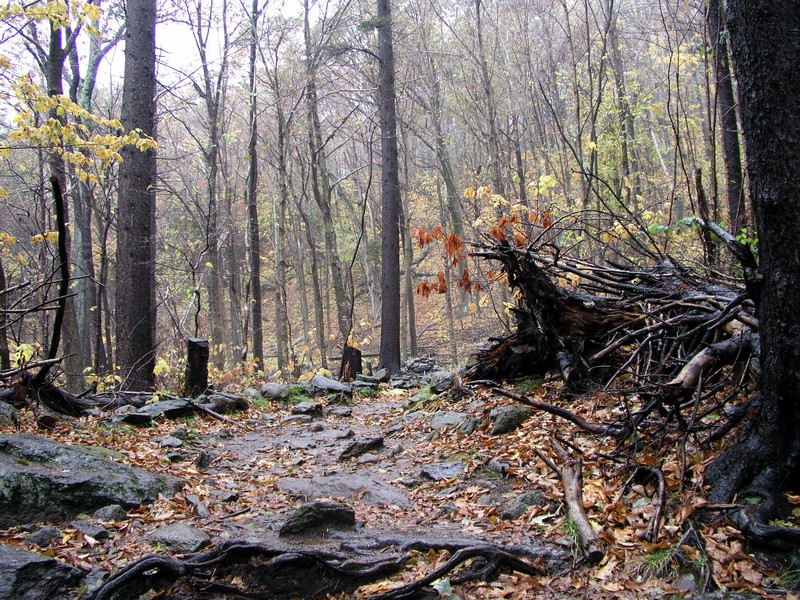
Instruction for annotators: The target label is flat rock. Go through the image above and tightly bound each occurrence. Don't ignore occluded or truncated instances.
[105,412,153,427]
[159,436,183,448]
[420,461,466,481]
[311,375,352,394]
[430,411,468,431]
[327,406,353,418]
[490,406,534,435]
[146,523,210,553]
[70,520,110,541]
[261,382,289,401]
[0,543,83,599]
[291,401,323,416]
[201,394,249,414]
[281,414,313,425]
[339,436,384,461]
[0,434,185,527]
[277,474,409,507]
[279,500,356,536]
[135,399,194,419]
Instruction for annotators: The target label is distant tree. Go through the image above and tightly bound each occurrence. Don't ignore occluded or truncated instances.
[377,0,401,374]
[115,0,157,390]
[705,0,800,542]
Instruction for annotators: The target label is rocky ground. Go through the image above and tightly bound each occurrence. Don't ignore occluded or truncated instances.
[0,361,786,599]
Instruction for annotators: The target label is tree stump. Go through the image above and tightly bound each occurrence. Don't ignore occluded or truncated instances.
[184,338,209,398]
[339,345,362,382]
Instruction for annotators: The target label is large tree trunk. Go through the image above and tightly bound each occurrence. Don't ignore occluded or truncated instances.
[704,0,800,532]
[377,0,401,374]
[115,0,157,391]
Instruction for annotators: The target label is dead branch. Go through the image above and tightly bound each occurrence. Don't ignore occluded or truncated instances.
[551,436,605,564]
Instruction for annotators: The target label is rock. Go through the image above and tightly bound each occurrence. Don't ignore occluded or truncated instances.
[373,368,391,383]
[404,357,443,374]
[351,381,378,392]
[92,505,128,522]
[420,462,466,481]
[389,375,420,390]
[356,453,380,465]
[146,524,210,553]
[0,401,19,427]
[159,436,183,448]
[0,544,83,599]
[280,414,313,425]
[459,416,483,435]
[113,404,138,414]
[430,372,455,394]
[430,411,468,431]
[291,401,323,416]
[195,450,216,470]
[279,501,356,536]
[261,382,290,401]
[135,399,194,419]
[501,490,545,520]
[184,494,210,518]
[0,434,185,527]
[311,375,352,394]
[210,490,238,503]
[169,427,191,439]
[289,382,315,396]
[485,460,510,475]
[204,394,249,414]
[167,452,184,462]
[673,573,697,594]
[105,412,153,427]
[25,526,60,548]
[327,406,352,418]
[277,474,409,507]
[243,388,263,401]
[339,436,384,461]
[490,406,534,435]
[70,520,110,541]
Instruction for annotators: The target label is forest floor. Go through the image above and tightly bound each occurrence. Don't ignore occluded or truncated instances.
[1,376,795,599]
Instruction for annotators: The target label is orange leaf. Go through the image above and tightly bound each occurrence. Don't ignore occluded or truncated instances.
[437,271,448,293]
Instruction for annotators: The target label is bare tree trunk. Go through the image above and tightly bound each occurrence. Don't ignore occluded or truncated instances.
[377,0,401,374]
[115,0,157,391]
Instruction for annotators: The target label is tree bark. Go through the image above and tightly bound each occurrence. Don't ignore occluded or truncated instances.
[705,0,800,528]
[115,0,157,391]
[377,0,401,374]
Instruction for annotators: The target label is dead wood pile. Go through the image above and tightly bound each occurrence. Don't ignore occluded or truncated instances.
[464,237,758,400]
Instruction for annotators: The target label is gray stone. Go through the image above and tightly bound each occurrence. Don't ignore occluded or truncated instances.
[279,501,356,536]
[458,416,483,435]
[280,414,313,425]
[389,375,420,389]
[70,520,110,541]
[113,404,138,415]
[373,368,391,383]
[501,490,545,520]
[404,357,443,374]
[420,461,466,481]
[430,372,455,394]
[339,436,384,461]
[430,411,468,431]
[0,544,83,599]
[169,426,190,439]
[261,382,290,401]
[135,399,194,419]
[202,394,250,414]
[195,450,216,470]
[0,434,185,527]
[243,388,263,401]
[105,412,153,426]
[25,526,60,548]
[0,401,19,427]
[291,401,323,416]
[673,573,697,594]
[159,436,183,448]
[351,381,377,392]
[146,524,210,553]
[490,406,534,435]
[311,375,352,394]
[92,504,128,522]
[277,474,409,507]
[166,452,184,463]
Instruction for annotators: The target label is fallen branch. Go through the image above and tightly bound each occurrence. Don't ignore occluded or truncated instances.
[548,436,605,564]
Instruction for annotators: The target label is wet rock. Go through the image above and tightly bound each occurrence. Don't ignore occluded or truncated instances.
[430,372,455,394]
[281,414,313,425]
[135,399,195,419]
[420,462,466,481]
[277,474,409,507]
[261,383,290,401]
[146,524,210,553]
[0,544,83,599]
[0,434,185,527]
[327,406,353,418]
[291,401,323,416]
[0,401,19,427]
[92,505,128,522]
[490,406,534,435]
[339,436,384,461]
[311,375,352,394]
[70,520,110,541]
[25,526,61,548]
[430,411,468,431]
[279,501,356,536]
[501,490,546,520]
